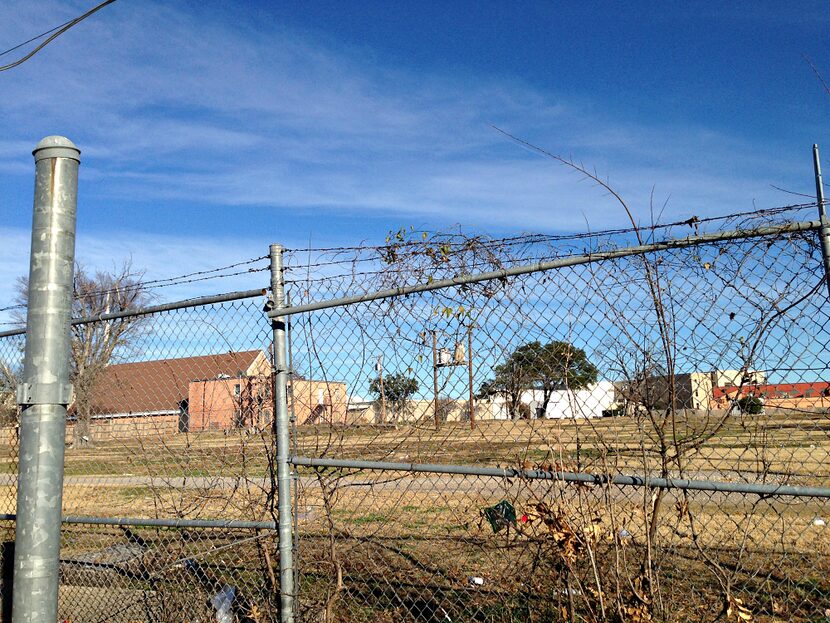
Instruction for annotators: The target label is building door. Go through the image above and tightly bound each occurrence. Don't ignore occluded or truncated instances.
[178,399,190,433]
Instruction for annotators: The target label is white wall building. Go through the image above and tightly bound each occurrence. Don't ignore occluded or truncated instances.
[488,381,616,420]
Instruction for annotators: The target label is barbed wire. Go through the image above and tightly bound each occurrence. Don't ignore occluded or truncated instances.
[283,201,819,257]
[113,255,268,292]
[1,203,821,311]
[283,204,820,285]
[71,257,270,301]
[0,256,270,315]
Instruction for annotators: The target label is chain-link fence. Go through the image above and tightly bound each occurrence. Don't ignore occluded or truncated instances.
[0,291,283,622]
[1,204,830,622]
[279,205,830,623]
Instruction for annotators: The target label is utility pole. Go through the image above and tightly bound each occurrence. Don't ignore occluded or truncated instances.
[431,330,441,430]
[376,355,387,425]
[814,144,830,297]
[467,325,475,430]
[13,137,79,623]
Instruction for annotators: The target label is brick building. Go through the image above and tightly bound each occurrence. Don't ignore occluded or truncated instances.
[712,381,830,411]
[88,350,271,435]
[82,350,350,438]
[187,351,272,430]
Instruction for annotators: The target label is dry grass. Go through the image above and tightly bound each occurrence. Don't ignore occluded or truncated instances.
[0,410,825,518]
[1,411,828,621]
[0,408,826,480]
[294,479,830,622]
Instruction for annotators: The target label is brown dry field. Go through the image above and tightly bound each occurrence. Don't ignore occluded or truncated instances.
[0,411,828,622]
[0,409,827,519]
[1,408,828,474]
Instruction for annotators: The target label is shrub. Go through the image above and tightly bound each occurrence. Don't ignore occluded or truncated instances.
[737,395,763,415]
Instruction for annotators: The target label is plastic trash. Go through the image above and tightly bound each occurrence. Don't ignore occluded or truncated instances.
[482,500,516,533]
[812,517,826,527]
[468,576,485,586]
[210,584,236,623]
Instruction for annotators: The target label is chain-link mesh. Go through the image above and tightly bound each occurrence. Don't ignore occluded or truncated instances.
[0,332,22,620]
[284,209,830,622]
[1,296,281,622]
[0,206,829,622]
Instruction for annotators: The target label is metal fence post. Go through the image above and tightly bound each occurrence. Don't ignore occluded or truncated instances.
[13,137,80,623]
[269,244,295,623]
[814,144,830,297]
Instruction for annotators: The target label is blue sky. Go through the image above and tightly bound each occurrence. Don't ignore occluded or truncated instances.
[0,1,828,313]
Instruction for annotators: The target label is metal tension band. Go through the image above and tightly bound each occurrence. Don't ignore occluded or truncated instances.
[16,382,74,406]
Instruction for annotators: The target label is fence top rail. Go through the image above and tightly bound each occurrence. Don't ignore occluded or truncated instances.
[270,219,821,318]
[0,288,267,339]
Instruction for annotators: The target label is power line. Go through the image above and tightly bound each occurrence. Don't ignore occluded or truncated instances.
[0,19,74,59]
[0,0,118,73]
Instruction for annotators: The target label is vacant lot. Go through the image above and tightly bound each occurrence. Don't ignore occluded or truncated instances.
[0,409,827,520]
[0,410,828,621]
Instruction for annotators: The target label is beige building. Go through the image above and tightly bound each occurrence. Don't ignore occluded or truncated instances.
[290,379,349,425]
[621,369,765,411]
[351,399,471,425]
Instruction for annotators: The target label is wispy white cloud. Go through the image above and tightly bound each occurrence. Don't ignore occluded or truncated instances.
[0,0,820,317]
[1,1,808,215]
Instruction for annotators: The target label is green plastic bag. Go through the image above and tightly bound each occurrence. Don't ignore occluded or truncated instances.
[482,500,516,533]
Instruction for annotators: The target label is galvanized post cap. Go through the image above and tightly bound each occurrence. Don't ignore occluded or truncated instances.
[33,136,81,163]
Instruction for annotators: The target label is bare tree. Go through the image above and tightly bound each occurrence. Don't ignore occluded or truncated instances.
[16,261,151,447]
[0,358,20,426]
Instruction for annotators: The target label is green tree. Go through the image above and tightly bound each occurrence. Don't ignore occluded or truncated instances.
[737,395,764,415]
[479,341,598,419]
[368,372,418,419]
[477,359,531,420]
[521,341,599,415]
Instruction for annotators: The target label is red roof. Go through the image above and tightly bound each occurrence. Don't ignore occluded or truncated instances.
[89,350,266,415]
[713,382,830,400]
